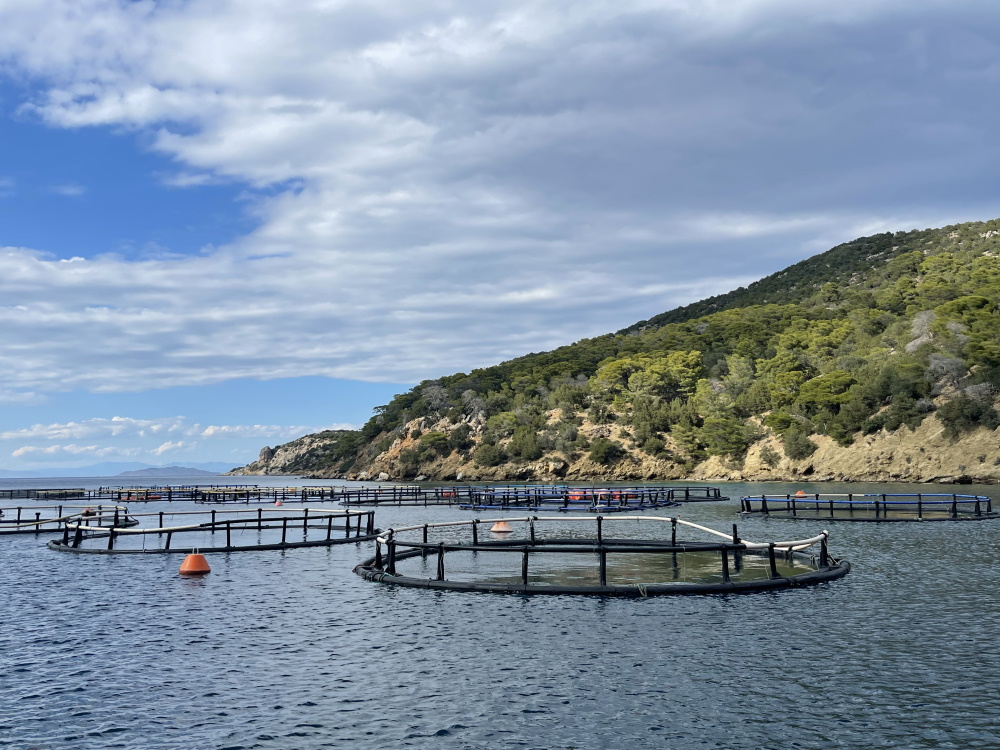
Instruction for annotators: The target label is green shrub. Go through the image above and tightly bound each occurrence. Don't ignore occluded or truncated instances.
[701,416,751,457]
[448,424,473,451]
[508,426,543,461]
[473,443,507,467]
[641,436,672,459]
[418,431,452,457]
[588,402,616,424]
[554,423,588,454]
[826,421,855,446]
[937,395,1000,439]
[782,428,817,460]
[759,445,781,467]
[763,410,795,433]
[398,448,421,476]
[589,437,626,464]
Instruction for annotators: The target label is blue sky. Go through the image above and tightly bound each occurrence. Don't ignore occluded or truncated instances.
[0,84,251,257]
[1,0,999,472]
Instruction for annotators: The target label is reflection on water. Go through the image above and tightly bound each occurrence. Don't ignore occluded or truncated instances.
[2,478,999,749]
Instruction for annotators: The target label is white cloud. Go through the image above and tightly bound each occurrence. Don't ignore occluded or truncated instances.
[0,0,998,397]
[12,443,128,458]
[49,183,85,196]
[0,416,333,442]
[151,440,186,455]
[200,423,351,438]
[0,415,338,468]
[0,416,189,441]
[0,388,45,405]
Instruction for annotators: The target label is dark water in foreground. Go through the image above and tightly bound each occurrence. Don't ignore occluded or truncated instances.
[2,477,1000,749]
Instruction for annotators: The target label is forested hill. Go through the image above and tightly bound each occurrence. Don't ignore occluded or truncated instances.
[619,231,900,332]
[233,219,1000,482]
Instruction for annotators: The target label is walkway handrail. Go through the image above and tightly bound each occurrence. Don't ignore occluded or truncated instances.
[0,506,129,530]
[65,506,365,535]
[376,515,828,553]
[122,506,371,520]
[748,492,989,498]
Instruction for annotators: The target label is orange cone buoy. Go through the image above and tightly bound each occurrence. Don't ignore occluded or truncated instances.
[274,499,283,507]
[490,521,513,533]
[179,554,211,576]
[795,490,807,497]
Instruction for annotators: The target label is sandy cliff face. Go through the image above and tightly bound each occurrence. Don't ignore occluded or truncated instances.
[722,415,1000,484]
[233,411,1000,484]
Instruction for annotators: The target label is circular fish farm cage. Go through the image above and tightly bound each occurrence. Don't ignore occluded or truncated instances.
[459,485,726,512]
[336,484,729,509]
[0,488,87,501]
[47,507,377,554]
[193,486,346,504]
[0,504,136,535]
[741,493,998,522]
[337,485,462,506]
[354,516,849,596]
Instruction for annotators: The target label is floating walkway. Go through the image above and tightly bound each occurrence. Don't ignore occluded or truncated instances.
[340,484,728,509]
[0,484,351,504]
[102,485,347,504]
[47,507,377,554]
[457,485,723,512]
[355,516,849,596]
[0,488,87,501]
[336,485,463,506]
[0,504,135,535]
[740,493,998,521]
[3,483,730,509]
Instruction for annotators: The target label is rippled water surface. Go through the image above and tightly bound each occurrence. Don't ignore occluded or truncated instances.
[2,478,1000,749]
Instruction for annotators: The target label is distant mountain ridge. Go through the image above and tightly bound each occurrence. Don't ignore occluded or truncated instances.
[0,461,235,478]
[116,466,221,477]
[231,218,1000,483]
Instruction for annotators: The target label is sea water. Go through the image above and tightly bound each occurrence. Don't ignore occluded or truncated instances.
[1,477,999,749]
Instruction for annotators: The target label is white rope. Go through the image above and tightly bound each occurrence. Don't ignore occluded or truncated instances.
[1,507,129,531]
[376,515,829,553]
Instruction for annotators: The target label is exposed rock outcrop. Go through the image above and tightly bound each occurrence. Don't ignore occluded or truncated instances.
[230,411,1000,484]
[228,430,352,476]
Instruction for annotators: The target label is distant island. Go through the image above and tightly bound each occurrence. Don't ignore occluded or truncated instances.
[231,218,1000,484]
[117,466,221,478]
[0,462,234,478]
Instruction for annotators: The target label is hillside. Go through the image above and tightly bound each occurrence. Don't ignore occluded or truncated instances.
[231,219,1000,483]
[116,466,219,477]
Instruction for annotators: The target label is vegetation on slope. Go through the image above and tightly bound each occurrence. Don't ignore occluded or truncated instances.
[258,219,1000,479]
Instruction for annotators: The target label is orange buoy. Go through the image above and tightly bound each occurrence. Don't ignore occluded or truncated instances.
[795,490,807,497]
[274,499,283,506]
[179,553,211,576]
[490,521,513,533]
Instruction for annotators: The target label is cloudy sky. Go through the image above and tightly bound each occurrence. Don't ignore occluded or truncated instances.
[0,0,998,472]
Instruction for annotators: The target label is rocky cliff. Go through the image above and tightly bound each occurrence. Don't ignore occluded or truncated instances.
[233,408,1000,484]
[228,430,356,476]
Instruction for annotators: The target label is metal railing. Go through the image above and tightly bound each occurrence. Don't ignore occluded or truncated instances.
[741,493,995,520]
[356,515,843,595]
